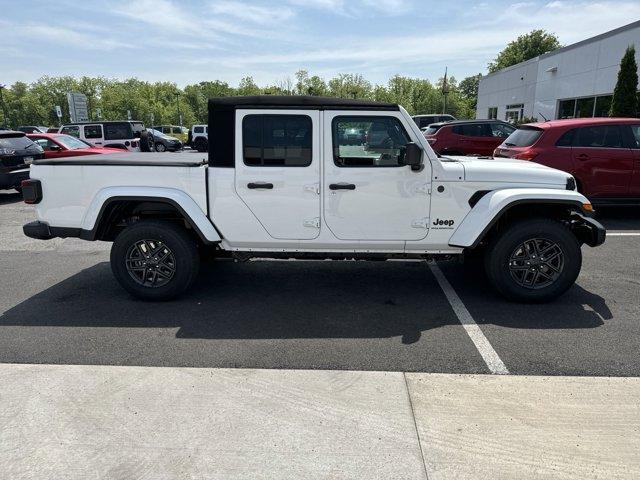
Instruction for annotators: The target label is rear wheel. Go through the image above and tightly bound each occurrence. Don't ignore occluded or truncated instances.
[110,220,200,300]
[484,218,582,302]
[194,138,208,152]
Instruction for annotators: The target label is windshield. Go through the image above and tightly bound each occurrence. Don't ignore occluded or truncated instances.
[503,127,543,147]
[149,128,171,139]
[0,135,39,151]
[56,135,92,150]
[423,125,442,135]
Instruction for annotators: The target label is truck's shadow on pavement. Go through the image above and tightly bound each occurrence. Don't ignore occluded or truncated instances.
[0,260,610,345]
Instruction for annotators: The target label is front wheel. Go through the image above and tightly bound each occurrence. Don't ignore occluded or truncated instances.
[110,220,200,300]
[155,142,166,152]
[484,218,582,303]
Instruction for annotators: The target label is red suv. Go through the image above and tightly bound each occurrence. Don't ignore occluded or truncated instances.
[494,118,640,203]
[424,120,516,156]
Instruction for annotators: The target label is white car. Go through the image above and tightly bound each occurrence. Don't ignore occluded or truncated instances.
[23,96,605,302]
[190,124,208,152]
[58,121,153,152]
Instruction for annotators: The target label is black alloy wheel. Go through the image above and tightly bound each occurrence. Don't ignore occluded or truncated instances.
[508,238,564,289]
[125,239,176,288]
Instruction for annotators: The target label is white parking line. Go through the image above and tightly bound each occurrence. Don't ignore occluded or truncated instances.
[429,263,510,375]
[607,232,640,236]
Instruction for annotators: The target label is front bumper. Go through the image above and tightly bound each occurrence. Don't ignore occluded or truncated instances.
[572,213,606,247]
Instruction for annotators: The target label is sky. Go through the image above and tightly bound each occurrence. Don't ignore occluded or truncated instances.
[1,0,639,88]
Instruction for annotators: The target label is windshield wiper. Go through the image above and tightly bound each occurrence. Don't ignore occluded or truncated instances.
[24,143,42,150]
[504,142,516,146]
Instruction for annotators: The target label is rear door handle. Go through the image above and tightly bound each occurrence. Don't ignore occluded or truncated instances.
[577,154,590,161]
[329,183,356,190]
[247,182,274,189]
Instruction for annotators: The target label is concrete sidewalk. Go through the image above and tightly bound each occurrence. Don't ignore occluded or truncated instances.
[0,364,638,479]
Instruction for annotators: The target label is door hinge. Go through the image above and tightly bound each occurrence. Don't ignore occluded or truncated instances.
[416,184,431,195]
[411,218,429,229]
[304,183,320,195]
[303,217,320,228]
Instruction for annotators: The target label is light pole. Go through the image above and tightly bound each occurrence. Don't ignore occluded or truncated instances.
[174,92,182,127]
[0,84,9,128]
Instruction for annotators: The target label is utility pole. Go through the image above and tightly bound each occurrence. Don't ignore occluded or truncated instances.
[0,84,9,128]
[441,67,449,115]
[174,92,182,127]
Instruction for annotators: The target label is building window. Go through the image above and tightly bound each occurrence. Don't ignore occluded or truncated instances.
[505,104,524,123]
[557,95,615,119]
[488,107,497,119]
[594,96,612,117]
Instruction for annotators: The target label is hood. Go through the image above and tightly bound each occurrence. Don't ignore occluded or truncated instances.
[442,155,571,186]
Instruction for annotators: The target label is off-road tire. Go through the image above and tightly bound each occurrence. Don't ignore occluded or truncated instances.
[110,220,199,301]
[139,130,154,152]
[484,218,582,303]
[194,138,208,152]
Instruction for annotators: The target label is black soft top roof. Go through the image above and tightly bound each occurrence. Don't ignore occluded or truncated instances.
[209,95,399,111]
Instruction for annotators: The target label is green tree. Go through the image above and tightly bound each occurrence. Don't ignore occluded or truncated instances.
[488,30,561,73]
[328,74,372,99]
[459,74,482,110]
[610,45,638,117]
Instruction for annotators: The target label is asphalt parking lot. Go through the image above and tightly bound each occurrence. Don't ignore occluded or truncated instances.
[1,191,639,377]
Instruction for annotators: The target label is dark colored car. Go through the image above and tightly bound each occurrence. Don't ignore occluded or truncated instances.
[27,133,125,159]
[412,114,456,129]
[147,129,183,152]
[494,117,640,203]
[16,126,49,134]
[424,119,516,156]
[0,130,44,191]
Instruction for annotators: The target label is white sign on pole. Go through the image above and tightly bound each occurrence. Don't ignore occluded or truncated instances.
[150,113,154,125]
[66,92,89,122]
[127,110,132,120]
[55,106,62,118]
[96,108,102,119]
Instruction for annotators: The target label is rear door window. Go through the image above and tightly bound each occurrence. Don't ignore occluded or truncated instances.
[490,123,516,138]
[193,126,204,134]
[83,125,103,139]
[60,125,80,138]
[454,123,492,137]
[104,123,133,140]
[503,127,543,147]
[575,125,624,148]
[627,125,640,148]
[243,114,312,167]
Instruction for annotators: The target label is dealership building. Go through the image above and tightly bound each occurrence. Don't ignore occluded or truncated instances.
[476,21,640,122]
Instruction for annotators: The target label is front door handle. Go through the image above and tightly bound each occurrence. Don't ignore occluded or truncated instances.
[247,182,274,189]
[329,183,356,190]
[577,154,590,161]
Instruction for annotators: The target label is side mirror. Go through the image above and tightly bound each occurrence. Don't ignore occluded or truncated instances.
[402,142,423,170]
[49,145,62,151]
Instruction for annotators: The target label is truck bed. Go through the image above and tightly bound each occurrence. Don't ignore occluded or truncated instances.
[33,151,207,167]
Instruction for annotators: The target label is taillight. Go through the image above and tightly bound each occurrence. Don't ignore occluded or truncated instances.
[514,150,538,160]
[21,179,42,204]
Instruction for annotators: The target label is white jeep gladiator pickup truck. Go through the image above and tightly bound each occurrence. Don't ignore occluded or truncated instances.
[22,96,605,302]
